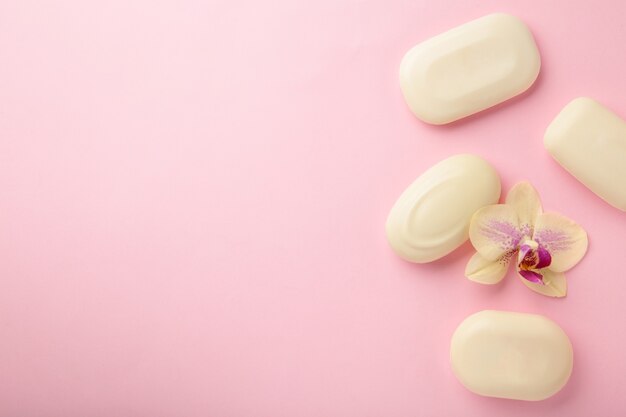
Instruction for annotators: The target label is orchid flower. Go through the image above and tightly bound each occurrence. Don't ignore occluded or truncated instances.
[465,182,588,297]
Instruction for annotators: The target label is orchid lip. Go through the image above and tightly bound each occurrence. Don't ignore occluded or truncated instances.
[517,239,552,272]
[535,247,552,269]
[519,269,544,284]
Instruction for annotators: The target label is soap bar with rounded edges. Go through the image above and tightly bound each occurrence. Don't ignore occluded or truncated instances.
[386,154,500,263]
[399,13,541,124]
[544,97,626,211]
[450,310,573,401]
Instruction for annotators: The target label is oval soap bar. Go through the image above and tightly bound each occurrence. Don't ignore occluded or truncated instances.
[400,13,541,124]
[385,154,500,263]
[544,97,626,211]
[450,310,573,401]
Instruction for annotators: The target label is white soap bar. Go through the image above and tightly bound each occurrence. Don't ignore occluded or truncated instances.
[544,97,626,211]
[399,13,541,124]
[450,310,573,401]
[386,154,500,263]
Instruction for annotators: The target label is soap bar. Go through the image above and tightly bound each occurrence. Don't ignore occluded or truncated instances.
[399,13,541,124]
[450,310,573,401]
[386,154,500,263]
[544,97,626,211]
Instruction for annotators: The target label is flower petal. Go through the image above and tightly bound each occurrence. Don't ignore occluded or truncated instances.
[505,181,542,233]
[519,269,567,298]
[469,204,521,261]
[465,252,510,284]
[533,212,588,272]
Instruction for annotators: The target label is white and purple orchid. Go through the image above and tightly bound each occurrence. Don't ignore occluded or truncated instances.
[465,182,588,297]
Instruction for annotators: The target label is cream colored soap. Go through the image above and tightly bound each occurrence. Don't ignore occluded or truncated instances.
[386,154,500,263]
[450,310,573,401]
[544,97,626,211]
[400,13,541,124]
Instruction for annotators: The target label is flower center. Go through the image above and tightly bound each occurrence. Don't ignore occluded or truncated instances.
[517,239,552,284]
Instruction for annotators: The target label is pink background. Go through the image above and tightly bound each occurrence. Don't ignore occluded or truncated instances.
[1,0,626,416]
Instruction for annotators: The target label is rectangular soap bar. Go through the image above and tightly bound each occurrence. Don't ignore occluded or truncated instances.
[399,13,541,125]
[544,97,626,211]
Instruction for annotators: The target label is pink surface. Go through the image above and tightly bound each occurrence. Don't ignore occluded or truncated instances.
[1,0,626,416]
